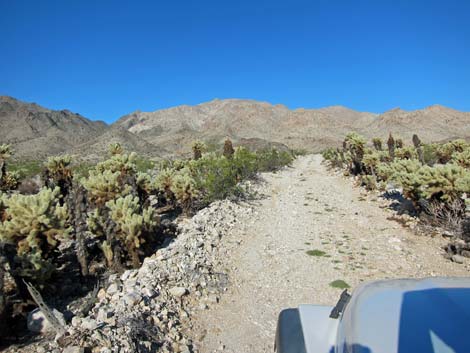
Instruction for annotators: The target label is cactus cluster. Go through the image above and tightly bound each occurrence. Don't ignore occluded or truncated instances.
[88,195,157,268]
[0,187,70,284]
[0,139,294,324]
[323,133,470,214]
[0,144,20,192]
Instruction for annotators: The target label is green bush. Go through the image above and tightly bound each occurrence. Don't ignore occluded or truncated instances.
[256,148,293,172]
[422,144,439,166]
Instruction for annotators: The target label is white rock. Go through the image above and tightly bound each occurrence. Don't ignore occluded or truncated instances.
[107,283,119,295]
[169,286,187,298]
[123,292,142,306]
[71,316,82,328]
[27,308,65,334]
[63,347,85,353]
[80,317,98,330]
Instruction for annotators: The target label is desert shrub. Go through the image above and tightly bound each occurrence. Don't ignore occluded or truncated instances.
[134,156,155,172]
[256,148,294,172]
[190,153,241,204]
[0,187,70,285]
[8,160,43,179]
[422,143,439,166]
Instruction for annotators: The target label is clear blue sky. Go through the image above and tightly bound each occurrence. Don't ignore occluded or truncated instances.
[1,0,469,123]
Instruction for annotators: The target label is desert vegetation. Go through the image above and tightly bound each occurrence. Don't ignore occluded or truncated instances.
[0,140,293,344]
[323,133,470,258]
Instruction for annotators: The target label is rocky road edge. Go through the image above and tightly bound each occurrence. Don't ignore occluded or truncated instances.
[17,199,254,353]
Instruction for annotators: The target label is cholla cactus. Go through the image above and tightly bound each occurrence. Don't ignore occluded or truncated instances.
[154,169,175,204]
[171,171,199,214]
[387,159,423,202]
[136,171,154,200]
[0,171,20,191]
[96,152,137,175]
[451,148,470,169]
[360,175,377,191]
[223,138,235,159]
[436,140,467,164]
[419,164,469,203]
[363,151,388,175]
[0,187,69,284]
[412,134,425,164]
[0,144,12,161]
[43,155,73,198]
[344,132,367,174]
[372,138,383,151]
[387,133,395,160]
[192,141,206,160]
[81,169,131,206]
[96,195,156,268]
[395,147,418,160]
[109,143,124,156]
[0,144,19,192]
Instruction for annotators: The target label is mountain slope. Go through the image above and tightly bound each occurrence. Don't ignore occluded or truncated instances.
[3,96,470,159]
[114,99,470,152]
[0,96,108,158]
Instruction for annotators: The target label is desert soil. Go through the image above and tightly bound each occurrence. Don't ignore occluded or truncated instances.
[191,154,469,353]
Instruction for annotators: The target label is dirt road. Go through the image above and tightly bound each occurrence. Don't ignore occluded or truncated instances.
[192,154,468,353]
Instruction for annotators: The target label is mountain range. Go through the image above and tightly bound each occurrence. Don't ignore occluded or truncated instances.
[1,95,470,160]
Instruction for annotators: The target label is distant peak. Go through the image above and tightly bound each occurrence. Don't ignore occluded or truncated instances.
[424,104,449,111]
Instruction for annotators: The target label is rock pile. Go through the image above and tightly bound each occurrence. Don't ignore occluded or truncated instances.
[25,199,252,353]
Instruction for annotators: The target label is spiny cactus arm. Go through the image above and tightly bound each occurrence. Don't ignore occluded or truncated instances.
[0,144,12,161]
[420,165,467,202]
[452,148,470,169]
[81,170,130,205]
[109,143,124,156]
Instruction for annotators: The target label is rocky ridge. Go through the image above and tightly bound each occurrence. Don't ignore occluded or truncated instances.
[13,200,253,353]
[3,96,470,160]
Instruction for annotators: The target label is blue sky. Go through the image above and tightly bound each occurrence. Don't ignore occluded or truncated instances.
[1,0,469,123]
